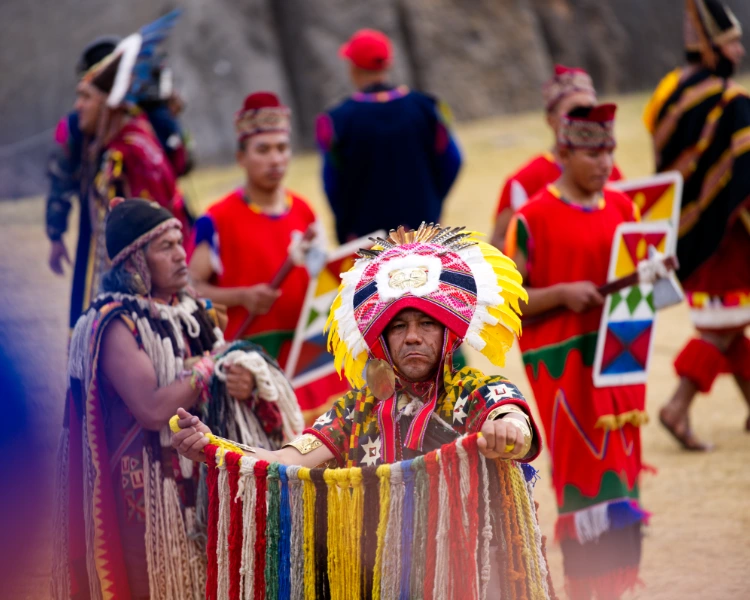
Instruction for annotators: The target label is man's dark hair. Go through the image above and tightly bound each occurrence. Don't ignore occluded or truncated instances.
[76,36,120,76]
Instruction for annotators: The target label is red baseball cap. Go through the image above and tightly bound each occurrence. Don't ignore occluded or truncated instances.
[339,29,393,71]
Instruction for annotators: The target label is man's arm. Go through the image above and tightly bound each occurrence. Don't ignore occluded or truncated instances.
[506,217,603,317]
[100,319,203,431]
[172,408,334,468]
[189,240,280,315]
[46,115,79,275]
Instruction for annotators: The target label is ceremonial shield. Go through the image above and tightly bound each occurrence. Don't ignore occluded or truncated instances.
[285,231,385,388]
[593,221,671,387]
[611,170,682,253]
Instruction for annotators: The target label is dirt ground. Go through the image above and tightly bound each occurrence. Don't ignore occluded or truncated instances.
[2,86,749,599]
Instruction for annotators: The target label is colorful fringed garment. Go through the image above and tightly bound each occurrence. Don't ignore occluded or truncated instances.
[506,185,648,598]
[52,292,300,600]
[199,433,555,600]
[645,66,750,330]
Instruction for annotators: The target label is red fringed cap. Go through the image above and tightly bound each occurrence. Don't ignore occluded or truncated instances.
[558,103,617,151]
[235,91,291,142]
[542,64,596,112]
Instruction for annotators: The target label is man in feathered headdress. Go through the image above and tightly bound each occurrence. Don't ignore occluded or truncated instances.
[644,0,750,450]
[505,104,648,599]
[176,222,539,465]
[490,64,625,250]
[173,222,541,595]
[53,198,304,600]
[50,12,191,334]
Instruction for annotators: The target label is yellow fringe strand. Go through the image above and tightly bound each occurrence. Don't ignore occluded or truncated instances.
[298,467,317,600]
[372,464,392,599]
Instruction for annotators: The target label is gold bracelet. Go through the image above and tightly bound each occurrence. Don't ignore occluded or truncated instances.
[283,433,323,455]
[504,418,532,458]
[486,404,528,422]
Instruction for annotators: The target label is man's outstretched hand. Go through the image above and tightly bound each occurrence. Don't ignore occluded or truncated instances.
[477,417,527,460]
[171,407,212,463]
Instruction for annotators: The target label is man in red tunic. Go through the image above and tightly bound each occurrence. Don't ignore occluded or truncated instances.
[505,105,647,599]
[189,92,346,422]
[490,65,624,249]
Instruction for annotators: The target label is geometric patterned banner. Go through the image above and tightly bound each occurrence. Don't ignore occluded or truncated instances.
[610,170,682,254]
[593,221,671,387]
[285,231,385,388]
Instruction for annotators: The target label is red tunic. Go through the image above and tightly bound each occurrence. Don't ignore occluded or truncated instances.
[202,189,315,351]
[495,152,623,215]
[507,185,644,512]
[507,184,647,594]
[196,189,348,420]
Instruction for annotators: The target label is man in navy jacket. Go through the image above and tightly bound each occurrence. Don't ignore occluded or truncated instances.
[316,29,462,243]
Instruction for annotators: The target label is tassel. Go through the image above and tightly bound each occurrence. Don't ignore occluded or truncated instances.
[311,469,331,599]
[298,468,317,600]
[410,457,429,599]
[286,465,305,600]
[278,465,292,600]
[253,461,269,600]
[265,464,281,600]
[349,468,365,600]
[204,445,220,600]
[422,453,441,600]
[372,464,392,600]
[225,451,244,600]
[398,460,416,600]
[324,469,342,599]
[360,467,380,600]
[382,463,404,599]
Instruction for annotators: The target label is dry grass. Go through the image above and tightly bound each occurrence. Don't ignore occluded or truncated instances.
[3,80,749,599]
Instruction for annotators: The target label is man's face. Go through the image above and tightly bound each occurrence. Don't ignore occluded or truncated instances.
[74,81,105,135]
[144,228,188,296]
[237,132,291,192]
[720,37,745,67]
[385,309,445,383]
[547,91,597,136]
[560,147,614,195]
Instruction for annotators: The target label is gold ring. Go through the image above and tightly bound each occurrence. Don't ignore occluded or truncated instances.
[504,442,515,453]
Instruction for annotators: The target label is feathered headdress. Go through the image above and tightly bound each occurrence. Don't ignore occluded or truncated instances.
[84,9,181,107]
[325,223,527,390]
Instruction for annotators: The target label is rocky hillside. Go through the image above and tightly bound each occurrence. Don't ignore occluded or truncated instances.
[1,0,748,198]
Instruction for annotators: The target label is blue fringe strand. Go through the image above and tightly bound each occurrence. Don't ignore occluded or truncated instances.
[399,459,415,600]
[278,464,292,600]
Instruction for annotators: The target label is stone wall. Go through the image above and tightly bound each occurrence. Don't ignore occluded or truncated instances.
[1,0,748,198]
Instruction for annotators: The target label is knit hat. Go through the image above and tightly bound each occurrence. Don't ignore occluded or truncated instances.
[542,64,596,113]
[106,197,181,266]
[339,29,393,71]
[558,103,617,150]
[234,92,292,142]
